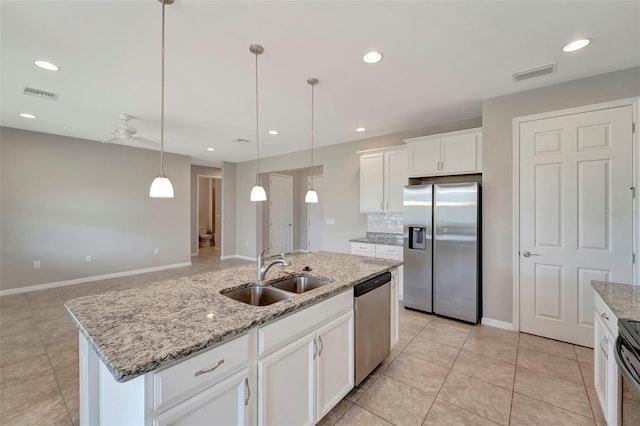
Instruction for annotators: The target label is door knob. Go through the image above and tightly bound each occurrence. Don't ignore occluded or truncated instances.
[522,251,541,257]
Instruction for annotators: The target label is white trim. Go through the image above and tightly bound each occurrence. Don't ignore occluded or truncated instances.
[220,254,256,262]
[0,262,192,296]
[481,317,515,331]
[512,97,640,333]
[403,126,482,144]
[191,252,198,257]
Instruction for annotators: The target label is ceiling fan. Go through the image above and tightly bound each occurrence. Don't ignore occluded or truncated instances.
[103,114,158,147]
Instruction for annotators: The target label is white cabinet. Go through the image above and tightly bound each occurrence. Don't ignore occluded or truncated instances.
[404,128,482,177]
[350,244,404,300]
[594,292,621,426]
[350,242,376,257]
[257,291,354,426]
[360,148,408,213]
[153,369,250,426]
[390,269,399,348]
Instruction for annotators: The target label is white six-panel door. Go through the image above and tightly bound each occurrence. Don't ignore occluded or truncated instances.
[519,105,634,347]
[269,174,293,255]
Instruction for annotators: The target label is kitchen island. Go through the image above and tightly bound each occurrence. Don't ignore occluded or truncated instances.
[65,251,402,426]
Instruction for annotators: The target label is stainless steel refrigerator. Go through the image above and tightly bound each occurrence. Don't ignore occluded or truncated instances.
[403,182,481,323]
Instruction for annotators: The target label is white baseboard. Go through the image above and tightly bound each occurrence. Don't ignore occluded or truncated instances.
[481,317,516,331]
[220,254,256,262]
[191,252,198,257]
[0,262,192,296]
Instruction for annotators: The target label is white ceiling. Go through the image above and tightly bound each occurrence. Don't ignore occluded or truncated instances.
[1,1,639,167]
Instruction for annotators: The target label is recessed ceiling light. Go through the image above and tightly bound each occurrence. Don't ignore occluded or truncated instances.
[268,130,278,135]
[206,147,215,152]
[19,113,36,119]
[363,51,382,64]
[34,60,59,71]
[356,127,366,132]
[562,39,591,52]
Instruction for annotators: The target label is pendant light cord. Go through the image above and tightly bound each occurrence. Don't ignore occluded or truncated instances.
[310,83,314,184]
[255,51,260,186]
[160,0,166,176]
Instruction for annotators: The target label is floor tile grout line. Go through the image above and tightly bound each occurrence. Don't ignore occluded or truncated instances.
[511,391,596,422]
[40,328,74,426]
[577,360,600,423]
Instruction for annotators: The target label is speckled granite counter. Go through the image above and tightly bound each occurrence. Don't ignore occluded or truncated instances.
[349,233,403,246]
[592,281,640,321]
[65,252,402,383]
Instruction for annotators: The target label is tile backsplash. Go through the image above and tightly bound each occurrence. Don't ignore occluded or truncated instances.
[367,213,403,234]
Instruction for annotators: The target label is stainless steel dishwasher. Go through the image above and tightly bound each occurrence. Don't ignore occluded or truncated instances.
[354,272,391,386]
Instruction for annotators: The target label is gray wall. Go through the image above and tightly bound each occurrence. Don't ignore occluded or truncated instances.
[221,161,236,258]
[190,165,221,254]
[482,66,640,324]
[235,117,482,259]
[0,127,191,291]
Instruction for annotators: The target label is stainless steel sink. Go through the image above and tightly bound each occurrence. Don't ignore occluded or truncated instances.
[271,276,332,294]
[222,286,293,306]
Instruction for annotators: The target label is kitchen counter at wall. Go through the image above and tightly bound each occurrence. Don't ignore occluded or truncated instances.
[65,252,402,383]
[350,232,403,246]
[592,281,640,321]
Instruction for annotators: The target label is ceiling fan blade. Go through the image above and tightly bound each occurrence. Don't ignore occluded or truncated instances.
[131,136,160,147]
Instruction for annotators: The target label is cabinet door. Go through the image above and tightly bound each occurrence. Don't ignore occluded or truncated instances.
[316,312,354,420]
[441,134,478,174]
[153,369,249,426]
[408,140,440,177]
[385,150,408,211]
[360,153,384,212]
[390,270,399,348]
[605,331,620,426]
[594,315,609,419]
[258,331,316,426]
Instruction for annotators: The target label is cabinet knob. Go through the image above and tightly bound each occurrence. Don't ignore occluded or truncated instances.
[600,312,609,321]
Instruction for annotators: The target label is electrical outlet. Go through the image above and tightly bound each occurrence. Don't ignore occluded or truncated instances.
[154,248,159,255]
[33,260,41,269]
[85,256,92,263]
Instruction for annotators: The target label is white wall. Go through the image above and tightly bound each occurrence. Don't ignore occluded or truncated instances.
[234,118,482,258]
[0,127,191,291]
[482,66,640,324]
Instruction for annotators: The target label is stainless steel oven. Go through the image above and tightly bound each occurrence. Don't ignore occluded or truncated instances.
[615,319,640,424]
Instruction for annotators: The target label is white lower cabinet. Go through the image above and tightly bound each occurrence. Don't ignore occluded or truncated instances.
[153,368,250,426]
[257,311,354,426]
[593,292,621,426]
[390,269,399,348]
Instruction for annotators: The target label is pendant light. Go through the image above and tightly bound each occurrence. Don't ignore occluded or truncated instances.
[149,0,174,198]
[249,44,267,202]
[305,78,319,203]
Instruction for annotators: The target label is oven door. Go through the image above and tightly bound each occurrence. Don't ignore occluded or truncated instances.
[614,336,640,424]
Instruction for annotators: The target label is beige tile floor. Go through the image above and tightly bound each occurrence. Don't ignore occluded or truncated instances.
[0,254,602,425]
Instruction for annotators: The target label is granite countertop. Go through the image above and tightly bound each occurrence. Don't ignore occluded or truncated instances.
[350,233,403,246]
[65,252,402,383]
[592,281,640,321]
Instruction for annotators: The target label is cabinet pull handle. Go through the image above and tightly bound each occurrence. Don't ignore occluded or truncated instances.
[244,378,250,406]
[600,336,608,359]
[318,336,324,356]
[313,338,318,359]
[194,359,224,377]
[600,312,609,321]
[380,202,383,210]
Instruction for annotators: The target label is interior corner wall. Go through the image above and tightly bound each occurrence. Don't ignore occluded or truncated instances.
[235,117,482,259]
[0,127,191,291]
[482,65,640,325]
[190,165,221,254]
[221,161,236,258]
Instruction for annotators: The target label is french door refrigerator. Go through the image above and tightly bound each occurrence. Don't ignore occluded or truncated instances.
[403,182,481,323]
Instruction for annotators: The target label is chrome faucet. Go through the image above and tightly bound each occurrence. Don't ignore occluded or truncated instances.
[257,247,291,284]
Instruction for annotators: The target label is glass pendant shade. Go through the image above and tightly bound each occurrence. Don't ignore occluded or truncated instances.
[149,175,174,198]
[250,184,267,201]
[305,188,318,203]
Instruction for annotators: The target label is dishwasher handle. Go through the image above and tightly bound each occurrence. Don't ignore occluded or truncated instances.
[354,272,392,297]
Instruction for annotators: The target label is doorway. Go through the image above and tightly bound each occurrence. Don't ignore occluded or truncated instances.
[515,102,635,347]
[197,175,221,258]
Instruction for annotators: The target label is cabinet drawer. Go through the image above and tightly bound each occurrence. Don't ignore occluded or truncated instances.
[153,334,250,412]
[375,244,403,260]
[259,289,353,357]
[594,292,618,336]
[350,242,376,256]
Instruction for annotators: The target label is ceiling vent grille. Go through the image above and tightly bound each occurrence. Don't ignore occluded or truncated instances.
[233,138,251,144]
[23,86,59,101]
[513,63,557,82]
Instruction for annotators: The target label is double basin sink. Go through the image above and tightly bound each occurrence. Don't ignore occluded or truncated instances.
[221,275,332,306]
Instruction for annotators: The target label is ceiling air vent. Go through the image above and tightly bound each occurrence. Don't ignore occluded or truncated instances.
[233,138,251,144]
[513,63,557,82]
[23,86,59,101]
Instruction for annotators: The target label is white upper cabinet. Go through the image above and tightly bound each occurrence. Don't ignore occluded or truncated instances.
[360,148,408,213]
[404,128,482,177]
